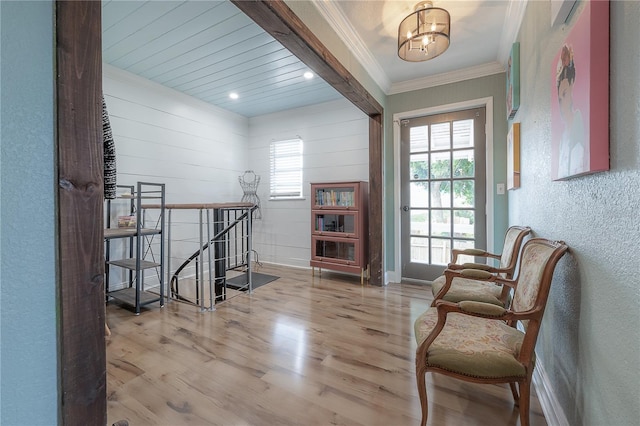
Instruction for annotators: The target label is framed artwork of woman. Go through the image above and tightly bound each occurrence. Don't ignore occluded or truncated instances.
[550,0,609,180]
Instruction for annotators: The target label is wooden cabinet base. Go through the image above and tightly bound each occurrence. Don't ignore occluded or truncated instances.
[311,263,369,285]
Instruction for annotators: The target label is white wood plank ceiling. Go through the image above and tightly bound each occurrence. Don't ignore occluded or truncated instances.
[102,0,342,118]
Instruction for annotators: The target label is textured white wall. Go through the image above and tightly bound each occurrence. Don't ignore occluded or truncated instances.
[248,99,369,268]
[510,2,640,425]
[103,65,249,287]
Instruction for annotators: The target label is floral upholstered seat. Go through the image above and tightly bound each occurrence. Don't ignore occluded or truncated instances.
[414,306,528,379]
[415,238,568,426]
[431,225,531,307]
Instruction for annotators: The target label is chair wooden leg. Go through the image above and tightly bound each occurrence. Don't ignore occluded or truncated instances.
[518,379,531,426]
[509,382,519,405]
[416,365,429,426]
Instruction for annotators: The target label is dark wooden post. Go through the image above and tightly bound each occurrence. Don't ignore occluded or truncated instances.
[368,114,384,285]
[56,1,106,424]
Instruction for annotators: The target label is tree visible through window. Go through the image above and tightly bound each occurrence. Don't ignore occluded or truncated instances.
[270,138,303,199]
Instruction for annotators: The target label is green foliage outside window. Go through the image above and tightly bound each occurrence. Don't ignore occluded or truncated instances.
[411,157,475,224]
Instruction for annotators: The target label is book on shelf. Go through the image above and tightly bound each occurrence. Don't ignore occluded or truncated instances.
[315,189,355,207]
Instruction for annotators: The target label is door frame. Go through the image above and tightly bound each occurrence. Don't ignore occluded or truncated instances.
[392,97,495,283]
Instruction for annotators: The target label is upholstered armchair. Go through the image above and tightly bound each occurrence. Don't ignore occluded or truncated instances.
[431,225,531,307]
[414,238,568,426]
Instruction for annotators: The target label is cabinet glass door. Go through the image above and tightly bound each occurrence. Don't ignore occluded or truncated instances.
[313,238,358,263]
[314,186,357,207]
[313,212,357,237]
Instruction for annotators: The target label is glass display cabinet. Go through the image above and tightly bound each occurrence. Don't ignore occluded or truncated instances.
[310,181,368,284]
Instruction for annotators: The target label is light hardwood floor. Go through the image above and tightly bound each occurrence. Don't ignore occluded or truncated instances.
[106,264,547,426]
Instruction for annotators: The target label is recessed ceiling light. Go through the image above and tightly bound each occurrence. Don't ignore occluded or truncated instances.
[229,92,239,100]
[303,71,314,80]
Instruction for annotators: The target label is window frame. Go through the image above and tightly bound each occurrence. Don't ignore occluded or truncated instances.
[269,138,304,200]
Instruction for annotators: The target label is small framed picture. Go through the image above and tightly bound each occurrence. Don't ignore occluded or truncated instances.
[506,42,520,120]
[507,123,521,190]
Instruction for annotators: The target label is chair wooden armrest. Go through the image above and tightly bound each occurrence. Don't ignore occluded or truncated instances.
[431,268,516,309]
[447,263,512,278]
[460,262,512,274]
[431,269,498,306]
[451,248,501,264]
[458,268,495,280]
[456,269,517,289]
[458,300,507,317]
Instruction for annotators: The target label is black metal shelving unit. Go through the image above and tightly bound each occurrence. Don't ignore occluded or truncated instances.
[104,182,165,314]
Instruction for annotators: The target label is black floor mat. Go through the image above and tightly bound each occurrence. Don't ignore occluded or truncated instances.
[226,272,279,291]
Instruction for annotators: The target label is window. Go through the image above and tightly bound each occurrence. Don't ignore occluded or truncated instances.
[269,138,303,199]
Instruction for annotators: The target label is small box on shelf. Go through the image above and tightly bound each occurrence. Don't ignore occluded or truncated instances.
[117,215,136,228]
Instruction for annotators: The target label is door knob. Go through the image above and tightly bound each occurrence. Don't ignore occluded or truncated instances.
[402,205,409,212]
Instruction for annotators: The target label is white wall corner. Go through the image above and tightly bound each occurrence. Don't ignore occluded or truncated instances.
[533,357,570,426]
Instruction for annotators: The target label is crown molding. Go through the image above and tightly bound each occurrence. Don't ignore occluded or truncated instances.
[312,0,524,96]
[497,0,529,65]
[388,61,505,95]
[312,0,392,93]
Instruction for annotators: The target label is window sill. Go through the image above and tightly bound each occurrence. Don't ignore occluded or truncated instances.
[269,197,306,202]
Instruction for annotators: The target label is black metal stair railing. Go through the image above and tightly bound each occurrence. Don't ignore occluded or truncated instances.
[170,205,257,308]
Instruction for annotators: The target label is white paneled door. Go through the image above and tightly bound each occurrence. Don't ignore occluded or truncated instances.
[400,108,486,281]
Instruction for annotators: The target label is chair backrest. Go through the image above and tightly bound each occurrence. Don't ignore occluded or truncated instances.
[510,238,569,325]
[498,226,532,277]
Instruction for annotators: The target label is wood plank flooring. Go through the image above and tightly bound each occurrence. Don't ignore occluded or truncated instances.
[106,265,547,425]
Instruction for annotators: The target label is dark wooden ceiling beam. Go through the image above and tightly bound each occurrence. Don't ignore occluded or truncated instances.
[231,0,383,117]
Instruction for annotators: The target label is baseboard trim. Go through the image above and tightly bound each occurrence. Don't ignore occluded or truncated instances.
[385,269,401,285]
[259,260,311,271]
[533,358,569,426]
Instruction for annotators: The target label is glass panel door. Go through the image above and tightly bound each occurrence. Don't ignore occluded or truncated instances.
[313,212,358,236]
[312,237,358,264]
[400,108,486,281]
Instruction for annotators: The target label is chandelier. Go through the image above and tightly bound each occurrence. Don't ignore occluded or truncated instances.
[398,1,451,62]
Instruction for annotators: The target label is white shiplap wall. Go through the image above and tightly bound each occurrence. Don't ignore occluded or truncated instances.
[104,64,249,200]
[103,66,368,287]
[103,64,249,289]
[247,99,369,268]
